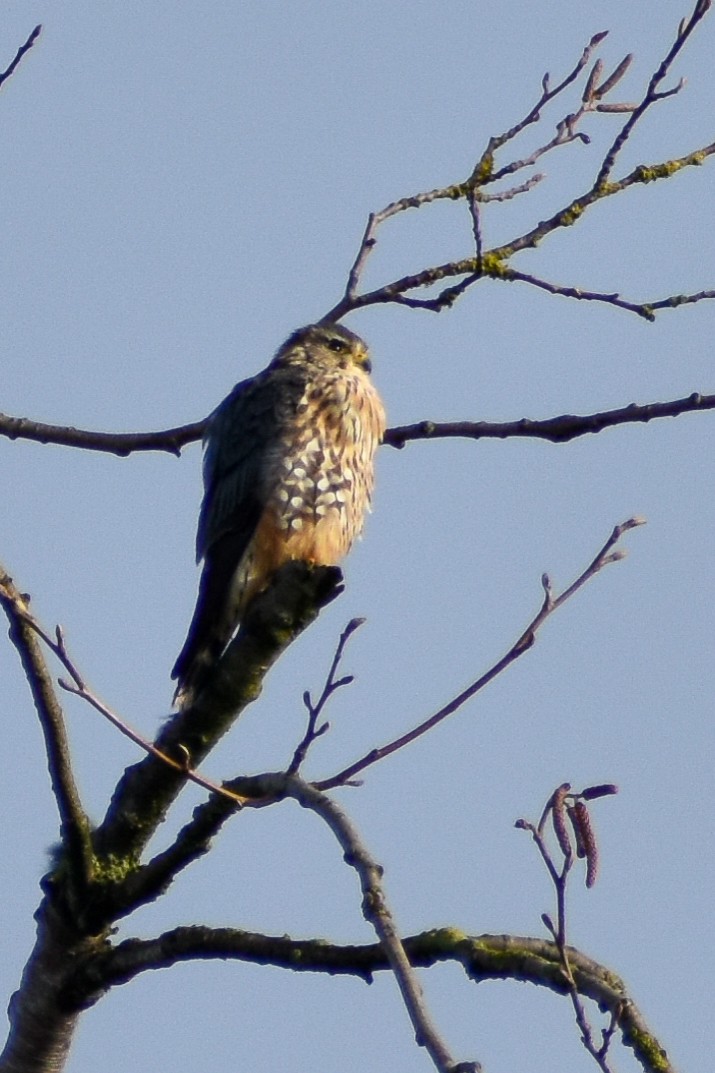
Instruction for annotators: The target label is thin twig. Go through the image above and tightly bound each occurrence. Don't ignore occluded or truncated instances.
[517,784,620,1072]
[13,603,249,808]
[501,268,662,321]
[316,519,644,791]
[288,617,365,774]
[4,391,715,458]
[0,25,41,91]
[595,0,712,187]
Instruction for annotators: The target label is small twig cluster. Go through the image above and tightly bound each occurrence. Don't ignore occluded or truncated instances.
[517,782,621,1072]
[324,0,714,323]
[288,617,365,774]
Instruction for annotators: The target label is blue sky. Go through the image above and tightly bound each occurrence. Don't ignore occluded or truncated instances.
[1,3,713,1071]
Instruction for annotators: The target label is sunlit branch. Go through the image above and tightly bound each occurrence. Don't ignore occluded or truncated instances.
[0,411,206,454]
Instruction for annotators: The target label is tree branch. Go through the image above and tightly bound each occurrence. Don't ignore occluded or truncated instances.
[281,774,478,1073]
[93,562,343,863]
[0,567,93,884]
[385,391,715,448]
[69,926,672,1073]
[323,2,714,322]
[0,25,41,91]
[287,616,365,774]
[0,411,206,455]
[316,519,644,790]
[3,391,715,460]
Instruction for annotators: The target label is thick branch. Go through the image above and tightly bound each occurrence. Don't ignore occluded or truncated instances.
[69,927,672,1073]
[93,562,342,864]
[0,900,100,1073]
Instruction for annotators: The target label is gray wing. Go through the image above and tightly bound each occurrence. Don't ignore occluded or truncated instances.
[171,366,303,703]
[196,372,275,562]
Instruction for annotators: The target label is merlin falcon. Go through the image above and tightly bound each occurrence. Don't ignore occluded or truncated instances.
[172,323,386,707]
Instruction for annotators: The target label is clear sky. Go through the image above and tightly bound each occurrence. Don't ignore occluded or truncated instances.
[1,2,713,1071]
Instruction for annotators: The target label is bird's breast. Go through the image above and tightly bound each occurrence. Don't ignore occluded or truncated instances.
[259,369,384,566]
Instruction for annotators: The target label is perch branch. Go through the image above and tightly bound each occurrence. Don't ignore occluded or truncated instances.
[3,391,715,458]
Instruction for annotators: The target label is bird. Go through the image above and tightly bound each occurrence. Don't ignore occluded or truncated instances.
[171,322,386,708]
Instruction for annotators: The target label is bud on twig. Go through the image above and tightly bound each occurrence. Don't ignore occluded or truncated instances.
[571,800,599,887]
[595,54,633,99]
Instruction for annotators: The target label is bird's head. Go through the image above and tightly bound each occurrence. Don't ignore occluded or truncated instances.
[274,323,372,373]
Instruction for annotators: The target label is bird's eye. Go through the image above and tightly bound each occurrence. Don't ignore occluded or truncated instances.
[327,337,347,353]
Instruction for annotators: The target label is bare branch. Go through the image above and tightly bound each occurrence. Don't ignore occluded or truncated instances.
[71,926,673,1073]
[317,520,644,791]
[221,774,480,1073]
[0,567,93,883]
[385,391,715,449]
[595,0,713,186]
[0,410,206,455]
[485,30,610,168]
[500,268,660,321]
[4,389,714,464]
[288,617,365,774]
[11,596,250,812]
[322,7,714,324]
